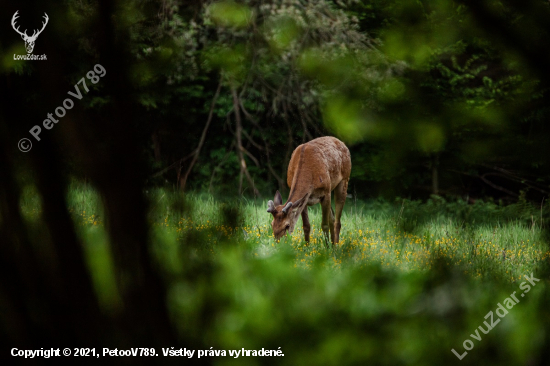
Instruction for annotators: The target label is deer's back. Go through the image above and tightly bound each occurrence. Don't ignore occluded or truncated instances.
[287,136,351,193]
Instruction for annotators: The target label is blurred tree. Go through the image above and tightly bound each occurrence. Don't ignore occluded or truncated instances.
[0,0,181,361]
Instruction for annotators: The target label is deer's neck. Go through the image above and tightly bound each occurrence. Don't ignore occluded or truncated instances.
[287,144,314,204]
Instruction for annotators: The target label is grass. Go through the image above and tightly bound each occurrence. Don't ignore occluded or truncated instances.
[21,183,545,284]
[139,188,549,283]
[17,183,550,365]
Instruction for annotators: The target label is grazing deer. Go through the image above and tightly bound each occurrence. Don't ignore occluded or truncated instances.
[267,136,351,245]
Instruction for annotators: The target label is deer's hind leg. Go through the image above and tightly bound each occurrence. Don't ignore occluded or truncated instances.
[334,179,349,243]
[320,193,335,245]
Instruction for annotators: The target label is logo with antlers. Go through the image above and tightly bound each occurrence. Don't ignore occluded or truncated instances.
[11,11,49,54]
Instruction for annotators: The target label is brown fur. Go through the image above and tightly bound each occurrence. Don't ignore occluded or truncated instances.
[267,136,351,245]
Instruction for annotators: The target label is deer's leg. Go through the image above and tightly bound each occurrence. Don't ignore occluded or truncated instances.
[329,200,335,244]
[330,207,336,243]
[334,179,349,244]
[301,206,311,244]
[320,194,334,245]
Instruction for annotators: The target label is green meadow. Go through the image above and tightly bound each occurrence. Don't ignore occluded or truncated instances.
[19,183,550,365]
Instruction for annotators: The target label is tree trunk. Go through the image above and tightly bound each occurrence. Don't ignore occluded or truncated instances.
[152,130,161,163]
[432,154,439,196]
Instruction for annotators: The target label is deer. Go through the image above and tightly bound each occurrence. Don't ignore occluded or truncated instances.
[11,11,49,54]
[267,136,351,246]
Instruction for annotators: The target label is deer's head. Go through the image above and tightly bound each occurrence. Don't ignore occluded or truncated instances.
[267,190,307,240]
[12,11,49,54]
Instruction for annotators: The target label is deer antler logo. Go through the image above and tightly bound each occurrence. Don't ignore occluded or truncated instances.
[11,11,49,54]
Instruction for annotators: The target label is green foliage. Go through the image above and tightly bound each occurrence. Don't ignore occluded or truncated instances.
[28,0,543,199]
[19,185,550,364]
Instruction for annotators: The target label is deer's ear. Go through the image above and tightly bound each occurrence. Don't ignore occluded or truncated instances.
[274,190,282,206]
[267,200,276,213]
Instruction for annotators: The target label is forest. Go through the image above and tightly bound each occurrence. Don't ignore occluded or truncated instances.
[2,0,550,365]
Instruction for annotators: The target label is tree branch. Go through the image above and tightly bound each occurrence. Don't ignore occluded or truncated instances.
[232,86,260,197]
[480,173,519,197]
[179,79,223,191]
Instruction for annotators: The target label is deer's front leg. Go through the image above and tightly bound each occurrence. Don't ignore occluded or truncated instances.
[301,206,311,243]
